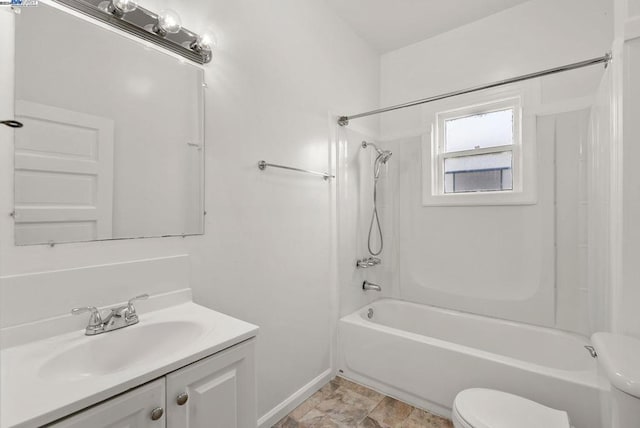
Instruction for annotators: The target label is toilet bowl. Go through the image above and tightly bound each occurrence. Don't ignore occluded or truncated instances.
[452,388,571,428]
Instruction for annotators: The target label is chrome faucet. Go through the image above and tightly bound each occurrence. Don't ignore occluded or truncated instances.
[72,294,149,336]
[362,280,382,292]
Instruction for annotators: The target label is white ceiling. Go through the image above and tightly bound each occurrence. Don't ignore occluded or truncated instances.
[325,0,532,53]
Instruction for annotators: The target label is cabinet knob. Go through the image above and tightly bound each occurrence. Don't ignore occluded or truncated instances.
[150,407,164,421]
[176,392,189,406]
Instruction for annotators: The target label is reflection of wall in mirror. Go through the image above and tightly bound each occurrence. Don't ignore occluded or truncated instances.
[14,4,204,243]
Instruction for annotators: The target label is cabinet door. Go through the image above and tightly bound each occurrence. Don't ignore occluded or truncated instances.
[166,339,256,428]
[47,379,166,428]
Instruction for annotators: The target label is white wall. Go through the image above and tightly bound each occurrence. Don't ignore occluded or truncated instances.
[588,68,613,334]
[621,41,640,338]
[174,1,379,421]
[615,0,640,338]
[374,0,613,334]
[0,1,380,425]
[554,109,592,334]
[380,0,613,137]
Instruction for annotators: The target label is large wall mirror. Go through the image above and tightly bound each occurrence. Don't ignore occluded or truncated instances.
[13,3,205,245]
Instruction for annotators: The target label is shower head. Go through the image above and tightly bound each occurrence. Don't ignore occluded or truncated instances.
[362,141,392,163]
[379,150,392,164]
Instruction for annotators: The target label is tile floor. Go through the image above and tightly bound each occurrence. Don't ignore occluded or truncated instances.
[273,376,453,428]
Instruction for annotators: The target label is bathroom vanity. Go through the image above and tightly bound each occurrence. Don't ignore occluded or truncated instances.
[0,295,259,428]
[1,3,256,424]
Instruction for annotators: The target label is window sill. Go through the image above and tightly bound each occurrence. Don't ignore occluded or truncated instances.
[422,190,537,207]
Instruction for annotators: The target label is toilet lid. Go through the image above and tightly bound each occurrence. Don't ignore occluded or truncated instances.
[453,388,571,428]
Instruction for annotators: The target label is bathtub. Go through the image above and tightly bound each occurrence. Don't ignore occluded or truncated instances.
[338,299,602,428]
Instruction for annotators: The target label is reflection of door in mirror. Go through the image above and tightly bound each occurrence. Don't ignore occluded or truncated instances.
[13,3,205,245]
[14,101,114,245]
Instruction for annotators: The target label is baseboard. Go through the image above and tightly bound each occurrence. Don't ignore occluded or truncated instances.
[257,368,332,428]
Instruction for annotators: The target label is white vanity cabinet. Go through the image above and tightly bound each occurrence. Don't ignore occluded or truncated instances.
[47,379,166,428]
[47,339,256,428]
[166,339,256,428]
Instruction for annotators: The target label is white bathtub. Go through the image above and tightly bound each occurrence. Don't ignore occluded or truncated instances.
[338,299,601,428]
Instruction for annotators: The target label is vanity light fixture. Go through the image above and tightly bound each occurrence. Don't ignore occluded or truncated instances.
[52,0,213,64]
[152,9,182,37]
[106,0,137,17]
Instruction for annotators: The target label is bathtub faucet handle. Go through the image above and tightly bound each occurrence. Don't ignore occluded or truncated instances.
[356,257,382,268]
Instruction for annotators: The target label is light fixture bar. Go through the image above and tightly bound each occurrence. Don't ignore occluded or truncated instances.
[52,0,211,64]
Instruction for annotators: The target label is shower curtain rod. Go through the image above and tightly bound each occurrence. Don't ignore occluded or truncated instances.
[337,52,612,126]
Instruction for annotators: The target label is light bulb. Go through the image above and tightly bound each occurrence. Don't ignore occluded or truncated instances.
[105,0,136,17]
[112,0,137,13]
[154,9,182,36]
[190,28,216,63]
[196,29,217,51]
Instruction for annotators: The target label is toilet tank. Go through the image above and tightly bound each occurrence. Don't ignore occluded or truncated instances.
[591,333,640,428]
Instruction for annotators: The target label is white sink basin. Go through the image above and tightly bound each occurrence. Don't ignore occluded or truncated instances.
[38,321,205,381]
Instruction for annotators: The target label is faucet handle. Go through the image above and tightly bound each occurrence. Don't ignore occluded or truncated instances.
[127,294,149,316]
[71,306,103,330]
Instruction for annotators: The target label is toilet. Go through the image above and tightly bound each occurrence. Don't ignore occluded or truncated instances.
[452,333,640,428]
[591,332,640,428]
[452,388,571,428]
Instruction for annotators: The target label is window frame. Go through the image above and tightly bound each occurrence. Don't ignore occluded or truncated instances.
[422,82,538,206]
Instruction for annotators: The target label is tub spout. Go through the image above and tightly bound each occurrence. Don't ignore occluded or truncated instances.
[363,280,382,292]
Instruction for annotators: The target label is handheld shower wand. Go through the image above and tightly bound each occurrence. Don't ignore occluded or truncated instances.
[362,141,392,256]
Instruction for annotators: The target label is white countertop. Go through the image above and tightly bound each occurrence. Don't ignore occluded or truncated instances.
[0,301,258,428]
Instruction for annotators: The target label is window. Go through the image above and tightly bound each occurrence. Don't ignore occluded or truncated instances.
[442,106,515,194]
[422,84,537,206]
